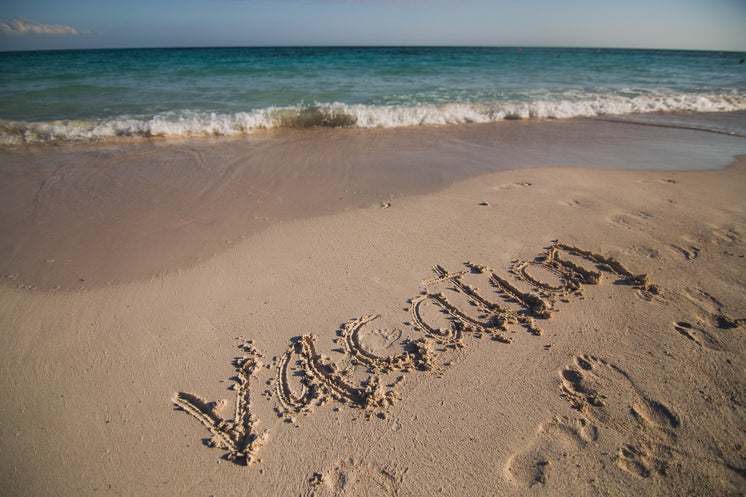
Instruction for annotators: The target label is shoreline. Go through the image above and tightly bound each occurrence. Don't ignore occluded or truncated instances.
[2,110,746,150]
[2,113,746,291]
[1,158,745,496]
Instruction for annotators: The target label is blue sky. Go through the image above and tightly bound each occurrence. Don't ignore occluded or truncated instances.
[1,0,745,52]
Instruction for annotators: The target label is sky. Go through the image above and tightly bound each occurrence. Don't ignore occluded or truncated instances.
[0,0,745,52]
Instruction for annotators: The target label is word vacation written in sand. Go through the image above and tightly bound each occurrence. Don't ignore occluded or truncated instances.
[173,241,661,466]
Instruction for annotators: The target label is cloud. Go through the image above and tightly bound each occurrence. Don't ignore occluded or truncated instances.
[0,17,93,36]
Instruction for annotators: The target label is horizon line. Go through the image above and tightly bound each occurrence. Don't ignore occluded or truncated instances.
[2,44,746,54]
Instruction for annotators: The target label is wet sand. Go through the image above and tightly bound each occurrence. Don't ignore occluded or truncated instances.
[0,114,745,496]
[1,114,745,291]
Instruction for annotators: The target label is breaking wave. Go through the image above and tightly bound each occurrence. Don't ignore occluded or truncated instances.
[2,92,745,146]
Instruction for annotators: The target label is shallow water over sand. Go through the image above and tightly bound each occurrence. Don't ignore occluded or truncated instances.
[1,113,745,290]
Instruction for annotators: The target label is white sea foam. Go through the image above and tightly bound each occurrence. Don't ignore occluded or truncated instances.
[2,93,745,145]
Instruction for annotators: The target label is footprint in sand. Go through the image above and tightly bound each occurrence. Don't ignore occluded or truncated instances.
[674,321,705,346]
[557,199,582,208]
[495,181,532,190]
[675,288,745,350]
[504,416,598,487]
[559,355,679,478]
[708,226,742,247]
[669,244,700,261]
[506,354,681,487]
[677,226,743,254]
[306,457,402,497]
[673,317,743,351]
[608,210,655,235]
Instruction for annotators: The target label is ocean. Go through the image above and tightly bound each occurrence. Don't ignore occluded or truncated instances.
[1,46,745,145]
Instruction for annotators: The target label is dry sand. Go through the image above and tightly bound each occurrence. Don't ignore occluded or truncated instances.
[1,118,745,496]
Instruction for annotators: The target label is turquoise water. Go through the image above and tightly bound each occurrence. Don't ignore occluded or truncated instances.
[0,46,745,144]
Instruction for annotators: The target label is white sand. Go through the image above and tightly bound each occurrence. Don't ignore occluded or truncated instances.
[1,151,745,495]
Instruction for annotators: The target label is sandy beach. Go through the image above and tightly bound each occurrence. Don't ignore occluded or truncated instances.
[1,116,745,496]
